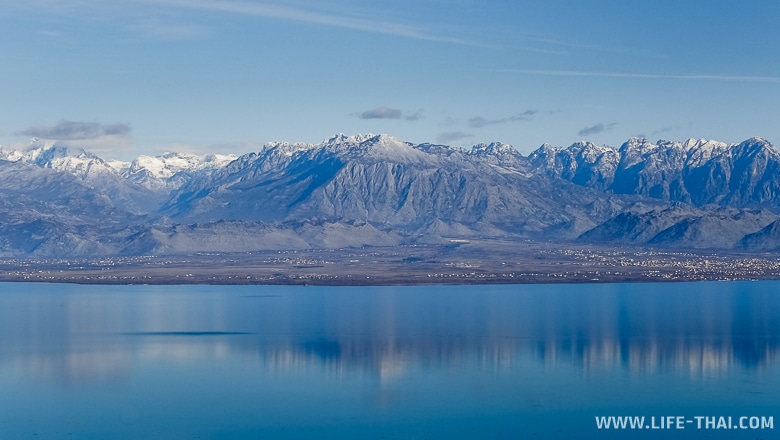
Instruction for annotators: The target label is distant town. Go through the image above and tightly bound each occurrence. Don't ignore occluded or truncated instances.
[2,240,778,285]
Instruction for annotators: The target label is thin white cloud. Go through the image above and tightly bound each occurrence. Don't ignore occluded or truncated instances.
[506,69,780,83]
[360,107,402,120]
[437,131,474,144]
[15,0,472,44]
[128,0,468,44]
[579,122,617,137]
[16,120,132,140]
[469,110,537,128]
[358,106,422,121]
[14,120,135,158]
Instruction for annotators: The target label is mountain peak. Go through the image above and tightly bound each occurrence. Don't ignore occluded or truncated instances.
[0,140,106,179]
[620,137,655,153]
[14,138,92,160]
[729,137,778,162]
[350,133,430,163]
[126,151,238,183]
[3,133,780,257]
[324,133,377,146]
[469,141,516,157]
[746,136,769,144]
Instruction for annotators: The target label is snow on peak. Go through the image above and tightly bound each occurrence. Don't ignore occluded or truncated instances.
[733,137,778,158]
[0,140,112,180]
[351,134,431,163]
[572,142,616,164]
[262,141,315,157]
[681,138,730,167]
[621,137,656,152]
[120,151,237,191]
[532,143,558,154]
[469,141,516,156]
[746,136,769,144]
[259,133,387,158]
[1,139,79,163]
[303,133,432,164]
[326,133,351,144]
[128,152,237,180]
[568,141,613,152]
[362,134,410,150]
[321,133,379,148]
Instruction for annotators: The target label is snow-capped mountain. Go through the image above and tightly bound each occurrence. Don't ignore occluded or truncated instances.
[118,152,237,191]
[0,138,118,180]
[0,139,164,213]
[161,133,606,233]
[0,141,238,211]
[531,137,780,209]
[2,134,780,256]
[0,140,237,191]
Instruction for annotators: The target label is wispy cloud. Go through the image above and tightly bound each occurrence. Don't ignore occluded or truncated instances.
[506,69,780,83]
[358,107,421,121]
[360,107,402,120]
[16,0,472,44]
[129,19,212,39]
[651,126,680,137]
[468,110,536,128]
[437,131,474,144]
[16,120,132,140]
[14,120,135,157]
[579,122,617,137]
[127,0,468,44]
[404,111,422,122]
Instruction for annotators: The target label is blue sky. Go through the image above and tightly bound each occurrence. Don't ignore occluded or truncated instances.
[1,0,779,159]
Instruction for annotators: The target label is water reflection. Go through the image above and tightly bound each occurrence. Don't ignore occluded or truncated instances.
[2,282,779,386]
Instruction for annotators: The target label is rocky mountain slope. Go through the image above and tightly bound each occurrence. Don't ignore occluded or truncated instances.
[530,137,780,210]
[1,134,780,257]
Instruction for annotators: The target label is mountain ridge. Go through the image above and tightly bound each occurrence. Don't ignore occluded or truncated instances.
[2,134,780,256]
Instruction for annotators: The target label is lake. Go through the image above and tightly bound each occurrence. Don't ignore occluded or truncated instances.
[1,281,778,439]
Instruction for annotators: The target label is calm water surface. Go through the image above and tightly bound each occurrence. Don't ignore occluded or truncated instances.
[1,282,779,439]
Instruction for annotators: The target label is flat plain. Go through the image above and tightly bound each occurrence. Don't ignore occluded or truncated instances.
[2,240,779,285]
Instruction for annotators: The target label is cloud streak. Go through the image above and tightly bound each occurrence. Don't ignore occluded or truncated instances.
[506,69,780,83]
[127,0,467,44]
[651,126,678,137]
[578,122,617,137]
[358,107,421,121]
[14,120,135,158]
[469,110,536,128]
[16,0,473,44]
[360,107,402,120]
[437,131,474,144]
[16,120,132,140]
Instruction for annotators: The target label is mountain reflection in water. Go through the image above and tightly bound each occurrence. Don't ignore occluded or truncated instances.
[2,281,779,386]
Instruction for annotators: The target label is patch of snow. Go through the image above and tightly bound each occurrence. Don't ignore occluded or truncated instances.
[128,152,238,180]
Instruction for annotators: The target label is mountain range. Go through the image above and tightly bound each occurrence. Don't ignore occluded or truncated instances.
[2,134,780,257]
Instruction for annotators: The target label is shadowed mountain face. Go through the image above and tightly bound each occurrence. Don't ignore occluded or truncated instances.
[2,134,780,257]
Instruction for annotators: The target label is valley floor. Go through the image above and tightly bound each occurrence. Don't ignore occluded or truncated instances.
[1,240,780,285]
